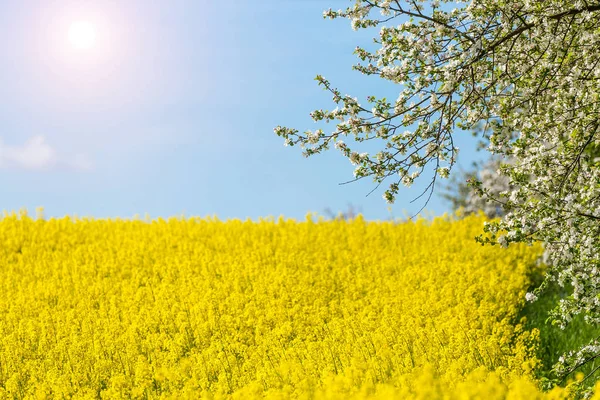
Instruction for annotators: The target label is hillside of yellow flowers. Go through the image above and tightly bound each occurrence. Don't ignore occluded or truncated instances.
[0,211,585,399]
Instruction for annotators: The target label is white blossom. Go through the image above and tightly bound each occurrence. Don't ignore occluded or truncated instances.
[497,235,508,248]
[349,151,361,165]
[525,292,538,302]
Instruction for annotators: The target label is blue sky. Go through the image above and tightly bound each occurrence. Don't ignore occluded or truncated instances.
[0,0,482,220]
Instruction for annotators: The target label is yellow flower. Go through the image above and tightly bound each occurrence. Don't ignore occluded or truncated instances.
[0,212,581,398]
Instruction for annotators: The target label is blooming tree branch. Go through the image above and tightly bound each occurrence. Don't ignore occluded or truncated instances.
[274,0,600,388]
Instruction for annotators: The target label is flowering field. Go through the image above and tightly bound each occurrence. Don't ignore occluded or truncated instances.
[0,212,580,398]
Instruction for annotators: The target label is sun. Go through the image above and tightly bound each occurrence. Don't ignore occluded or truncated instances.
[68,21,97,50]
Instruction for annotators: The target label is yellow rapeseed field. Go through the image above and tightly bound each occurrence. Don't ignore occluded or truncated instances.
[0,211,582,399]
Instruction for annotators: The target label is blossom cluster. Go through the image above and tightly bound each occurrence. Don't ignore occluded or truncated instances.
[274,0,600,383]
[0,211,567,398]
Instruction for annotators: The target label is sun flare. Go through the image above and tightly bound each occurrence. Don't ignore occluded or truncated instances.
[68,21,97,50]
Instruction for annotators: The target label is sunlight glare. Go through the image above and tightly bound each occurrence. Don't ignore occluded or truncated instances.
[68,21,97,50]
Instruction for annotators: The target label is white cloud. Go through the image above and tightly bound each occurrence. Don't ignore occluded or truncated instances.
[0,135,92,171]
[67,153,94,171]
